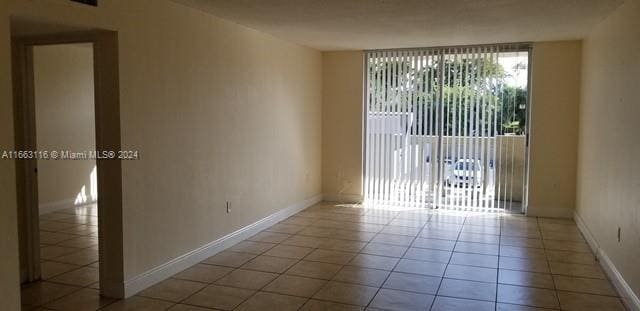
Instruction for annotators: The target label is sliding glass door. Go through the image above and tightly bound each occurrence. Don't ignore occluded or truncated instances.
[363,45,530,213]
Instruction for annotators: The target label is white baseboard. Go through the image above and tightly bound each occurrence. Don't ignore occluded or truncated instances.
[122,193,323,297]
[573,212,599,253]
[574,211,640,311]
[39,198,96,215]
[323,193,363,204]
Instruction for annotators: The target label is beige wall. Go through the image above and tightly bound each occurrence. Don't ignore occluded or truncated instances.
[2,0,322,297]
[33,43,96,208]
[577,0,640,301]
[0,0,611,306]
[322,51,363,201]
[321,43,582,217]
[0,0,21,308]
[528,41,582,217]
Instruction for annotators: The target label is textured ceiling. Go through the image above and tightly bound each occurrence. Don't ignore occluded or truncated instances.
[173,0,623,50]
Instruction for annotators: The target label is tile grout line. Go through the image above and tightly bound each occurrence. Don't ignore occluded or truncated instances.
[293,208,384,310]
[429,212,466,311]
[30,208,102,308]
[364,211,431,310]
[30,204,624,311]
[176,226,310,310]
[538,216,562,309]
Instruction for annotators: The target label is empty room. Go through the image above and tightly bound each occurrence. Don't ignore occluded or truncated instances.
[0,0,638,310]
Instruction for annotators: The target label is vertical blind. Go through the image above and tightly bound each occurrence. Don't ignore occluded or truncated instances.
[364,45,530,212]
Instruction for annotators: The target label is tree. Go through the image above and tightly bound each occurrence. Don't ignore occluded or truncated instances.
[367,54,527,136]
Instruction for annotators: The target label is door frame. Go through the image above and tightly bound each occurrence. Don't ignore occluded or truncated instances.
[12,30,126,298]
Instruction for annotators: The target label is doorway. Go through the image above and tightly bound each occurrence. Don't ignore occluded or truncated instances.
[363,44,531,213]
[11,28,125,301]
[24,42,101,300]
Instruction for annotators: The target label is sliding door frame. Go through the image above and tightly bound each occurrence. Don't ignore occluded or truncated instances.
[362,43,533,214]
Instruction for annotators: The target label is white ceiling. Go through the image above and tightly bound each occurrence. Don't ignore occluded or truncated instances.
[173,0,623,51]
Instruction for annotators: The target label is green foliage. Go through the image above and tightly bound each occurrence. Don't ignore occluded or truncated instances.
[367,55,527,136]
[499,86,528,134]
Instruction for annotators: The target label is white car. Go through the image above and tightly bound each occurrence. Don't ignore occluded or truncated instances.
[447,159,483,187]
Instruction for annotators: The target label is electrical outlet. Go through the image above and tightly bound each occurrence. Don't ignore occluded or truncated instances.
[617,227,621,242]
[226,201,231,214]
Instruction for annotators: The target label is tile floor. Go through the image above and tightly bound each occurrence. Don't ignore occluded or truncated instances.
[22,204,101,311]
[22,202,627,310]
